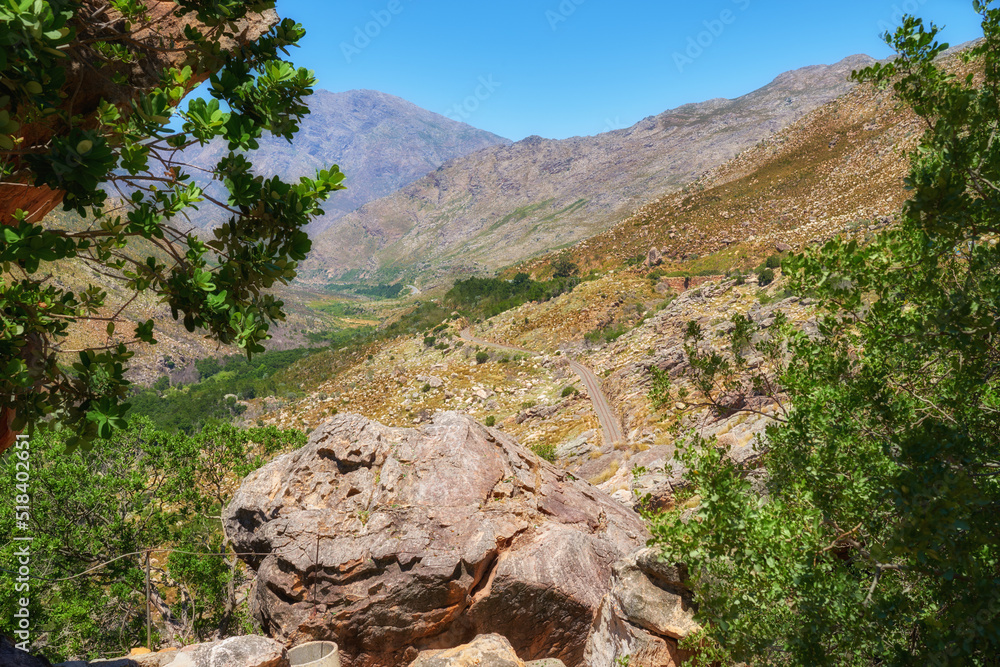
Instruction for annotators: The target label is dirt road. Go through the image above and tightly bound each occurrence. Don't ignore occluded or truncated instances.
[459,328,623,446]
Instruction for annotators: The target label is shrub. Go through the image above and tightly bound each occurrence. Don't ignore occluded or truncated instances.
[765,254,783,269]
[476,351,490,364]
[484,416,496,427]
[561,385,579,398]
[756,267,775,287]
[531,443,557,462]
[421,384,431,393]
[153,376,170,392]
[647,366,671,409]
[423,336,436,348]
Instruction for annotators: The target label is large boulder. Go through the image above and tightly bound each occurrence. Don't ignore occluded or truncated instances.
[582,549,699,667]
[224,412,648,667]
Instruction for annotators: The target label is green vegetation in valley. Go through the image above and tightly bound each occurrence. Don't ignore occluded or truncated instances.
[445,272,581,319]
[130,349,318,433]
[326,283,408,299]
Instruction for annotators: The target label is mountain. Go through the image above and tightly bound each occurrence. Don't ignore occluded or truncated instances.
[300,55,874,287]
[181,89,509,234]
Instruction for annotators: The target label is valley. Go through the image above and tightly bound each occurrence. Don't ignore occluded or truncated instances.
[6,6,998,662]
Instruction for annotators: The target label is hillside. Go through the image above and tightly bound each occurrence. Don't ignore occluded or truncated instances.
[301,55,873,287]
[527,66,921,276]
[254,51,936,496]
[180,89,509,234]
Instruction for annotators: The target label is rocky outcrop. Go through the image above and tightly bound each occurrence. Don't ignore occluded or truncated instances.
[583,549,699,667]
[224,412,648,667]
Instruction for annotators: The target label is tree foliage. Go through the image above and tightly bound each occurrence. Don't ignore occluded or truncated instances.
[0,1,343,452]
[0,417,304,661]
[651,4,1000,664]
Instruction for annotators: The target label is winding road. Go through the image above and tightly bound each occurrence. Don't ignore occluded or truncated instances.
[459,328,624,446]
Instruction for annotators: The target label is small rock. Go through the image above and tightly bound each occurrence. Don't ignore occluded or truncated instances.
[417,375,444,389]
[166,636,288,667]
[775,242,793,252]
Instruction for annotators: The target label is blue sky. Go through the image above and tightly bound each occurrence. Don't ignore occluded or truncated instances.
[275,0,984,140]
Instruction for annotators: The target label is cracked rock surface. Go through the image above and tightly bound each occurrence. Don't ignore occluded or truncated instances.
[224,412,647,667]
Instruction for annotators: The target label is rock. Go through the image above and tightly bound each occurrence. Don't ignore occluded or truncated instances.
[84,638,285,667]
[224,412,647,667]
[417,375,444,389]
[631,460,689,512]
[775,242,793,252]
[582,549,699,667]
[2,635,52,666]
[165,636,288,667]
[644,247,662,267]
[408,634,523,667]
[554,430,598,460]
[654,281,673,296]
[515,403,562,424]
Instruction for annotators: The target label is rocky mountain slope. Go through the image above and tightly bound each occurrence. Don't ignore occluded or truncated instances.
[180,89,509,234]
[256,46,944,511]
[530,58,927,276]
[301,55,873,287]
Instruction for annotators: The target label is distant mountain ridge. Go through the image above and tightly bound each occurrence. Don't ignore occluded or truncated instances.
[300,55,874,287]
[181,89,509,234]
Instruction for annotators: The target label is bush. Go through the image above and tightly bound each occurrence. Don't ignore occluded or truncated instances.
[552,256,579,278]
[153,376,170,392]
[476,351,490,364]
[484,416,496,427]
[423,336,436,348]
[421,383,431,393]
[756,267,775,287]
[561,385,579,398]
[647,366,671,409]
[0,420,305,660]
[765,254,783,269]
[531,443,557,462]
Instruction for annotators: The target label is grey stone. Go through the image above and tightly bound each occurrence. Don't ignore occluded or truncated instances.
[164,636,287,667]
[582,549,699,667]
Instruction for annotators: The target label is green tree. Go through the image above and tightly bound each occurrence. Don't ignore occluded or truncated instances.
[0,418,304,660]
[551,254,579,278]
[652,4,1000,664]
[0,1,344,453]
